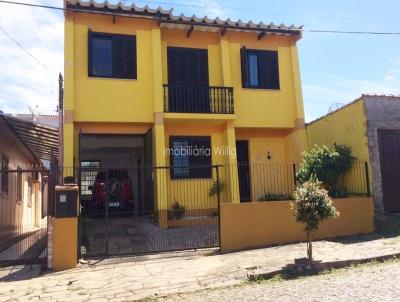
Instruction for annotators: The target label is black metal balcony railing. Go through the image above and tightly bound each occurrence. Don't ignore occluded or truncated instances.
[163,84,234,114]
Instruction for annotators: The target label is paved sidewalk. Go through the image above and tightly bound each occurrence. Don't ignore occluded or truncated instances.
[1,235,400,301]
[160,259,400,301]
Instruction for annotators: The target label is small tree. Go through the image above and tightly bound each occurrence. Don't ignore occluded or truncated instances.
[292,177,339,260]
[296,144,354,195]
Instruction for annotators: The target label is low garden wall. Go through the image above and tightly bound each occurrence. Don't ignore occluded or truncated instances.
[220,197,374,253]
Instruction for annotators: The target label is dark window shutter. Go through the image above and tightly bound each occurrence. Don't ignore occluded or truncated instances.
[259,51,279,89]
[167,47,179,84]
[112,36,136,79]
[127,37,137,79]
[240,48,248,88]
[198,50,209,85]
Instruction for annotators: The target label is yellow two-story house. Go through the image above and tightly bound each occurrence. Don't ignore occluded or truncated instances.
[63,0,307,228]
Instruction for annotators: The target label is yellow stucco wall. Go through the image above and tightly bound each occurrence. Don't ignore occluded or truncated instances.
[51,217,78,270]
[220,197,374,253]
[71,14,156,123]
[306,98,371,194]
[306,99,369,161]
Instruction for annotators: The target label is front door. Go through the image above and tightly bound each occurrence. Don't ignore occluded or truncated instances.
[167,47,209,113]
[236,140,251,202]
[378,129,400,212]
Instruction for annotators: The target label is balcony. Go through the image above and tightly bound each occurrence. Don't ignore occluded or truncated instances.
[163,84,234,114]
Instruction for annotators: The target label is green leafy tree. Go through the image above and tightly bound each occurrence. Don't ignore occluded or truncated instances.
[292,177,339,260]
[296,144,354,195]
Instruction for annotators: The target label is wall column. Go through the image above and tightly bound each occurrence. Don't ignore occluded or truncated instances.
[223,122,240,203]
[153,113,168,227]
[63,14,75,171]
[288,44,308,162]
[152,28,163,112]
[220,37,232,87]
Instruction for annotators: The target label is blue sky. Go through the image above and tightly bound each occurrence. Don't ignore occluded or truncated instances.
[0,0,399,121]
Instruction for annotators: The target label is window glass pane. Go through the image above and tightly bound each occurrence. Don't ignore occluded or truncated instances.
[248,53,259,87]
[91,36,112,76]
[80,161,101,198]
[172,139,190,178]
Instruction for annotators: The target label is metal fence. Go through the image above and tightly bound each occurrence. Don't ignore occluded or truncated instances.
[163,84,234,114]
[62,161,371,258]
[0,169,49,266]
[76,165,220,258]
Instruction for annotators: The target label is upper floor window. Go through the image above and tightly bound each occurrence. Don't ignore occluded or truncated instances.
[170,136,212,179]
[1,154,9,193]
[241,48,280,90]
[88,32,137,79]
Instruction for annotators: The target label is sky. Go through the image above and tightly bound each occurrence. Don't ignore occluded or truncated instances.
[0,0,399,121]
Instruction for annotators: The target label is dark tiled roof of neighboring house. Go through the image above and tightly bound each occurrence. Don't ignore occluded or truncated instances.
[13,114,59,128]
[65,0,302,38]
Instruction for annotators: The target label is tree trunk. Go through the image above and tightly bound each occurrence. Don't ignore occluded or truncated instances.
[306,228,313,260]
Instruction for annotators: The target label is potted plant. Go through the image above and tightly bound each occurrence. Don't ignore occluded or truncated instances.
[168,201,185,220]
[209,178,225,197]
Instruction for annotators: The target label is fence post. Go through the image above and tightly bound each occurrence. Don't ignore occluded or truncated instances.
[215,165,222,250]
[292,163,297,188]
[364,162,371,197]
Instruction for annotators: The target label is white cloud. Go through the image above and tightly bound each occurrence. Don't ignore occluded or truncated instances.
[303,71,400,122]
[0,0,63,114]
[384,69,400,81]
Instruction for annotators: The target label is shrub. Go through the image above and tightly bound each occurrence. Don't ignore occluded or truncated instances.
[292,177,339,260]
[258,193,293,201]
[296,144,355,195]
[167,201,185,220]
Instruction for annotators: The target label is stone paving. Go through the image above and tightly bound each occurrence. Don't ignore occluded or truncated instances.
[160,260,400,302]
[0,234,399,301]
[82,216,219,255]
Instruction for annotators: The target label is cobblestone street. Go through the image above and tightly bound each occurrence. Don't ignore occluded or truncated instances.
[0,234,400,301]
[161,260,400,302]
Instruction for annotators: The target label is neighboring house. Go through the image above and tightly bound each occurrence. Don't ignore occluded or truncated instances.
[0,113,58,229]
[13,114,59,128]
[307,94,400,214]
[63,1,307,228]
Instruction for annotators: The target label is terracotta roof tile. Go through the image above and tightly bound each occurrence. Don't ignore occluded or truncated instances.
[65,0,302,37]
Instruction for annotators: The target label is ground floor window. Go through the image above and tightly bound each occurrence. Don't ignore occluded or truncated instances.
[80,161,101,198]
[16,166,22,202]
[170,136,212,179]
[1,154,9,193]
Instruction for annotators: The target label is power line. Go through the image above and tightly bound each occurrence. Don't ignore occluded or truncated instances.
[139,0,398,24]
[0,26,53,71]
[0,0,400,35]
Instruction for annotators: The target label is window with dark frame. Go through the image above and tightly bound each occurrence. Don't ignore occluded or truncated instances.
[80,161,101,199]
[241,48,280,90]
[16,166,22,202]
[89,32,137,79]
[170,137,212,179]
[1,154,9,193]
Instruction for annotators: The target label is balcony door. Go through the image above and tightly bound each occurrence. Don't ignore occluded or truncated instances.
[167,47,210,113]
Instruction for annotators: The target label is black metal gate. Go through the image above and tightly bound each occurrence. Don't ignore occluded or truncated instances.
[78,165,222,258]
[0,169,50,267]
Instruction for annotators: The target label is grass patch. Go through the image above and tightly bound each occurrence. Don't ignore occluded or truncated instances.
[250,256,400,284]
